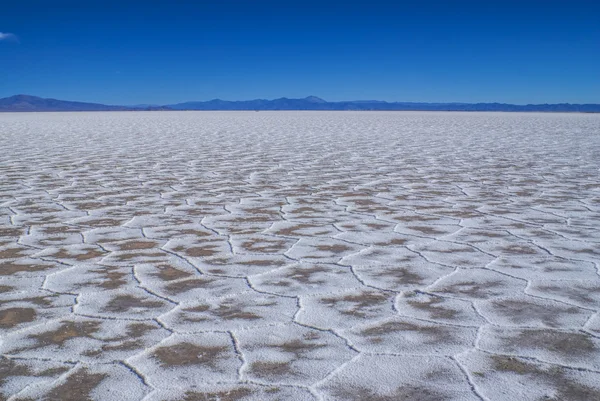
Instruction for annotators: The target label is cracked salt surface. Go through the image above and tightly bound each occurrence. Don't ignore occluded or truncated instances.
[1,110,600,400]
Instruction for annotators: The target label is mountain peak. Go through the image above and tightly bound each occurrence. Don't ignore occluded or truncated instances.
[304,96,326,103]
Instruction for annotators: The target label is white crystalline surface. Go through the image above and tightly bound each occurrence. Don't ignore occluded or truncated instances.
[0,111,599,400]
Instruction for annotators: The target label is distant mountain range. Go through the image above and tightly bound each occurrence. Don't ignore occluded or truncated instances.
[0,95,169,112]
[1,94,599,113]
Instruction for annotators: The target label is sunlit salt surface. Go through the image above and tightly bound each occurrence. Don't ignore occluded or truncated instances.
[1,111,599,400]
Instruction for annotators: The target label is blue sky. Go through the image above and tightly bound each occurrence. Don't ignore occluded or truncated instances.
[1,0,599,105]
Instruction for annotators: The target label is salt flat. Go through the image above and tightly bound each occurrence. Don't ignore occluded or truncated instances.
[1,111,599,400]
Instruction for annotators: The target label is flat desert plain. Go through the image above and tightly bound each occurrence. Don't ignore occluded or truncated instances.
[1,111,600,401]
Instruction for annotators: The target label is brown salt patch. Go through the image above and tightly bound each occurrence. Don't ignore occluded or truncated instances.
[91,266,129,290]
[491,355,543,375]
[361,320,450,344]
[80,218,125,227]
[272,224,314,236]
[151,265,192,281]
[113,251,165,261]
[0,285,14,293]
[229,216,273,224]
[170,228,212,236]
[330,384,444,401]
[239,259,286,267]
[0,262,54,276]
[534,284,600,306]
[498,244,540,255]
[315,244,352,253]
[241,207,281,216]
[125,322,157,338]
[16,205,60,214]
[207,301,261,321]
[26,321,101,349]
[393,215,439,223]
[504,329,596,358]
[285,265,328,284]
[275,338,325,359]
[0,227,24,237]
[83,340,149,357]
[351,199,381,206]
[239,239,291,253]
[182,388,254,401]
[165,277,214,295]
[17,216,62,226]
[82,341,143,357]
[433,280,504,299]
[268,279,293,288]
[35,235,79,246]
[16,295,58,307]
[383,238,408,246]
[82,323,158,357]
[338,192,367,198]
[73,202,105,210]
[466,230,508,239]
[320,291,389,318]
[183,300,262,321]
[434,245,477,254]
[207,268,227,274]
[0,357,31,388]
[181,245,220,257]
[290,207,320,214]
[440,211,482,219]
[201,257,233,266]
[248,361,293,378]
[365,223,390,229]
[118,241,158,251]
[43,368,108,401]
[51,247,106,261]
[0,307,36,328]
[181,305,210,322]
[153,342,229,368]
[406,296,458,320]
[207,255,287,268]
[490,355,600,401]
[0,247,30,259]
[38,225,81,235]
[102,295,164,313]
[220,226,266,235]
[488,299,580,327]
[379,267,425,286]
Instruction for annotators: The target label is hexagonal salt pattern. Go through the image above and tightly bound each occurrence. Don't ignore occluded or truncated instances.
[1,110,599,400]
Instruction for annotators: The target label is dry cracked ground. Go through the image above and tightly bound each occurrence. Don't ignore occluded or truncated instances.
[1,111,600,401]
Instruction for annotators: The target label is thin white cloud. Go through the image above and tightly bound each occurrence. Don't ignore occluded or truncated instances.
[0,32,18,42]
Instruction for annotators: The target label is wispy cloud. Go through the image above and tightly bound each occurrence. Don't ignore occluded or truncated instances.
[0,32,18,42]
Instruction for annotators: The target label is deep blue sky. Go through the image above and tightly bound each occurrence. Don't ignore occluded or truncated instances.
[1,0,599,105]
